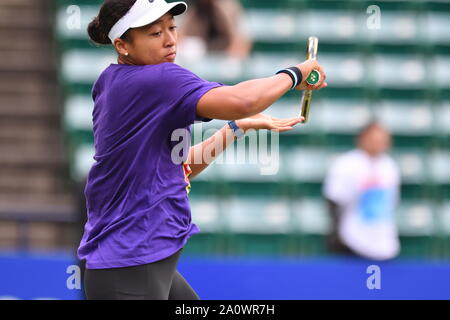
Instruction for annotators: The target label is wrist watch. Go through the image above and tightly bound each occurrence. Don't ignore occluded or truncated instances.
[228,120,245,139]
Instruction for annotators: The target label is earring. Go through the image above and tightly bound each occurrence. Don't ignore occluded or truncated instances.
[125,52,129,56]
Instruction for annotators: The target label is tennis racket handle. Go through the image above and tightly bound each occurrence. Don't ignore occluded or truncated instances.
[300,36,319,123]
[300,90,312,122]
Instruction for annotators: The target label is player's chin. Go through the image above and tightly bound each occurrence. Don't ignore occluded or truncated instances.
[164,55,176,63]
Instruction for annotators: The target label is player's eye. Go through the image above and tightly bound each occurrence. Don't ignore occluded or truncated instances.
[150,31,162,37]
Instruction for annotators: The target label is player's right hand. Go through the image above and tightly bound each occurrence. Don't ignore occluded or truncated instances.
[295,59,327,91]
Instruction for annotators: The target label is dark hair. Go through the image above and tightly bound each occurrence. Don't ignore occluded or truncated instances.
[87,0,137,45]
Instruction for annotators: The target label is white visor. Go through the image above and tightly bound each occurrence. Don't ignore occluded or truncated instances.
[108,0,187,43]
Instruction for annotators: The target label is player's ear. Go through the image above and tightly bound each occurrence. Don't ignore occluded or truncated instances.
[114,38,129,57]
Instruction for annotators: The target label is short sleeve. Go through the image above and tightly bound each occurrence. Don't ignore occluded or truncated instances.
[157,63,224,129]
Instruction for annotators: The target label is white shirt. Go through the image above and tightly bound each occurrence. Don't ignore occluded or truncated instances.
[323,149,401,260]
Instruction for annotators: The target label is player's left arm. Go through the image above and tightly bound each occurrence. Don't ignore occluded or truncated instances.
[186,124,234,180]
[186,114,303,179]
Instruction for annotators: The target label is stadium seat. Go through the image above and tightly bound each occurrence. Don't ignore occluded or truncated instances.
[396,201,436,236]
[283,147,331,182]
[371,54,427,89]
[189,196,223,232]
[428,150,450,184]
[223,196,292,233]
[290,197,330,234]
[245,10,301,42]
[391,149,427,184]
[432,56,450,89]
[317,54,366,88]
[424,12,450,46]
[72,143,95,181]
[435,102,450,135]
[318,98,372,133]
[63,94,93,131]
[437,202,450,235]
[364,11,422,44]
[302,10,362,43]
[376,100,434,136]
[62,50,115,83]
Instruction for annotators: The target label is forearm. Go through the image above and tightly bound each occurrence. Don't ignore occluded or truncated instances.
[197,59,326,120]
[186,124,236,179]
[197,73,294,120]
[233,73,293,117]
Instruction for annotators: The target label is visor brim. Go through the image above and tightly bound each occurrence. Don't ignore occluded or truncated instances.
[130,2,187,29]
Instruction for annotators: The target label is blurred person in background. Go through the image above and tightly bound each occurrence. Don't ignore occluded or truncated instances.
[323,122,401,261]
[177,0,252,60]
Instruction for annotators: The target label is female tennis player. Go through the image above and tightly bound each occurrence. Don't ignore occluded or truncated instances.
[78,0,327,300]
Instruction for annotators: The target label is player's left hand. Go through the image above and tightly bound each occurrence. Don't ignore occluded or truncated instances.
[236,113,304,133]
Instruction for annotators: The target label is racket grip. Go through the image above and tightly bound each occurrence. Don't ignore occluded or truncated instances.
[300,90,312,122]
[300,36,319,123]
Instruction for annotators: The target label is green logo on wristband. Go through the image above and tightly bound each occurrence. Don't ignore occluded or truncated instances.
[306,70,320,85]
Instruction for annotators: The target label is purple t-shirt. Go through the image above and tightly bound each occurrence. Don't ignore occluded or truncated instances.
[77,62,223,269]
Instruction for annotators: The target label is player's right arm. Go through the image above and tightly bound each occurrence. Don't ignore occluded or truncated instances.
[196,59,327,120]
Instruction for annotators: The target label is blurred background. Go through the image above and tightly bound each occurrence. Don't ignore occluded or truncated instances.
[0,0,449,299]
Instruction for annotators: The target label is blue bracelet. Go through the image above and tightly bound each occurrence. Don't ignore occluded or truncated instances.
[228,120,245,139]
